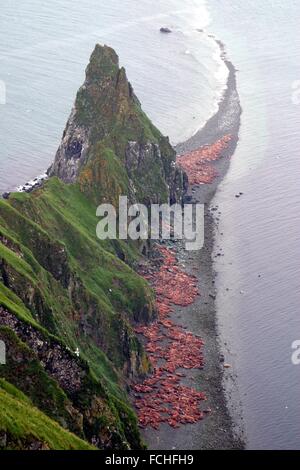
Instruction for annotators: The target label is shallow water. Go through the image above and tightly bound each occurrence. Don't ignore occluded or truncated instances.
[209,0,300,450]
[0,0,227,193]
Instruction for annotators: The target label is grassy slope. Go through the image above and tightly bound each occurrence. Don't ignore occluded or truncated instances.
[0,178,154,369]
[0,178,154,448]
[0,44,182,449]
[0,325,83,434]
[0,379,94,450]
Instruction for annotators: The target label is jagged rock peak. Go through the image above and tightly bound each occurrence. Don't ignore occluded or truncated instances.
[88,43,119,72]
[48,43,185,204]
[48,44,129,183]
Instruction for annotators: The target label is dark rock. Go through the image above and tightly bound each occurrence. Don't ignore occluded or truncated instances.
[2,192,10,200]
[0,307,85,393]
[183,195,193,203]
[160,27,172,33]
[0,431,7,448]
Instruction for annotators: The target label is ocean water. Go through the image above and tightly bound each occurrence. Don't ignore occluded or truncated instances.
[208,0,300,450]
[0,0,227,193]
[1,0,300,451]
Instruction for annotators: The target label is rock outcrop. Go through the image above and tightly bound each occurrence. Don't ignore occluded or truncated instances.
[48,108,89,183]
[48,44,185,205]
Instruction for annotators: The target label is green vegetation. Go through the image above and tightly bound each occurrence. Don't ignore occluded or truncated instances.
[73,44,179,206]
[0,379,95,450]
[0,178,151,448]
[0,326,81,433]
[0,43,183,450]
[0,178,155,367]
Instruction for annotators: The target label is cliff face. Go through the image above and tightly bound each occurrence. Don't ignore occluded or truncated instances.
[0,44,186,450]
[49,44,185,205]
[0,180,152,449]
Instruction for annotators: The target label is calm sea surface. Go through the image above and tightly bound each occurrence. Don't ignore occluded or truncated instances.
[1,0,300,450]
[209,0,300,450]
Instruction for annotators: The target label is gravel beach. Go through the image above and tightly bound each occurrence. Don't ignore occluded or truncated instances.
[141,51,244,450]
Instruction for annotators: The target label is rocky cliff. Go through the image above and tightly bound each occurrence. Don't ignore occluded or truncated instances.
[48,44,186,205]
[0,44,185,449]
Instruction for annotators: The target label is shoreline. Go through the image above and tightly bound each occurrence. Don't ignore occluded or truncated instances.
[1,34,229,200]
[1,35,244,449]
[139,52,243,449]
